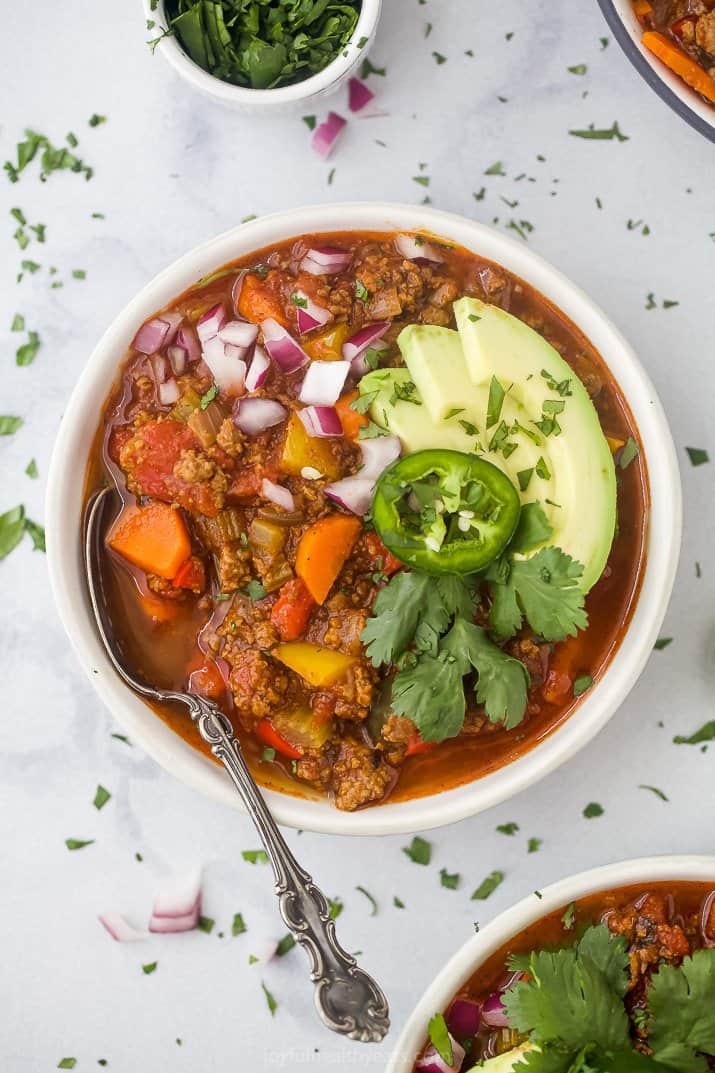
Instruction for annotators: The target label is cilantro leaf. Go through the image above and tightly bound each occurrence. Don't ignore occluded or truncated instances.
[511,502,553,553]
[391,649,465,743]
[648,950,715,1073]
[489,547,588,642]
[443,619,529,729]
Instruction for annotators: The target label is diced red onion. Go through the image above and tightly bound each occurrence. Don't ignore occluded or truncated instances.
[245,345,270,392]
[261,318,310,373]
[298,405,343,438]
[132,313,182,355]
[446,997,481,1040]
[233,397,287,435]
[175,325,200,364]
[359,435,401,479]
[293,291,331,334]
[350,339,388,379]
[197,304,227,343]
[311,111,347,158]
[700,891,715,946]
[342,322,390,362]
[148,871,201,933]
[219,320,259,348]
[158,378,181,406]
[348,76,375,113]
[166,345,187,376]
[416,1035,465,1073]
[223,343,246,363]
[299,246,352,276]
[98,913,149,943]
[231,270,247,313]
[148,909,199,934]
[202,335,247,396]
[299,361,351,406]
[261,478,295,513]
[481,991,510,1028]
[150,353,170,384]
[395,233,444,265]
[324,476,375,516]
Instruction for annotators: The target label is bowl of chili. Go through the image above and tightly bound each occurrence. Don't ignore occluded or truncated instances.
[387,854,715,1073]
[597,0,715,142]
[46,202,681,836]
[146,0,382,111]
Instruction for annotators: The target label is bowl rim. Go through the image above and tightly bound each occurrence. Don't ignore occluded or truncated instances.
[386,853,715,1073]
[596,0,715,143]
[46,201,682,837]
[145,0,383,106]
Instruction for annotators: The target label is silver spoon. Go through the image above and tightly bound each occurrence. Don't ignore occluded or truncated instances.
[84,486,390,1043]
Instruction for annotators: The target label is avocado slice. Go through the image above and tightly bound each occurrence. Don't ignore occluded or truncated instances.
[466,1043,533,1072]
[360,298,616,592]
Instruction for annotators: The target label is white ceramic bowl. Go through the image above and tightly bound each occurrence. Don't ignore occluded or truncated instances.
[597,0,715,142]
[387,854,715,1073]
[145,0,382,111]
[46,202,681,836]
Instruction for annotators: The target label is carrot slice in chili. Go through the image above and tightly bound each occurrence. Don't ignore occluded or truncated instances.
[295,514,362,604]
[107,501,191,579]
[335,390,368,441]
[641,31,715,103]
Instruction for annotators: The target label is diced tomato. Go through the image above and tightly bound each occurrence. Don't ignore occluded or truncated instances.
[310,691,337,725]
[542,669,573,705]
[123,419,223,517]
[172,556,206,594]
[363,531,403,579]
[187,653,227,700]
[270,578,316,641]
[256,718,304,760]
[405,730,437,757]
[228,460,279,501]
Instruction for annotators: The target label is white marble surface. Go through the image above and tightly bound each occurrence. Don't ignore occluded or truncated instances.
[1,1,714,1069]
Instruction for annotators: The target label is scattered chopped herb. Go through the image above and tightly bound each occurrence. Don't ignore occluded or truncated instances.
[276,933,296,956]
[328,896,344,920]
[403,835,431,865]
[412,175,430,187]
[93,785,111,810]
[354,278,368,301]
[111,733,131,745]
[497,822,519,836]
[484,161,506,176]
[240,579,268,602]
[428,1013,453,1066]
[568,64,587,75]
[393,896,405,909]
[262,747,276,762]
[439,868,460,890]
[432,51,447,65]
[242,849,269,865]
[232,913,247,936]
[618,436,639,469]
[57,1061,77,1070]
[4,127,94,183]
[561,902,576,929]
[471,870,505,900]
[528,837,542,854]
[360,57,386,78]
[302,115,317,130]
[25,458,38,479]
[569,121,629,141]
[142,961,158,975]
[517,468,534,492]
[11,313,25,331]
[88,114,107,127]
[583,802,604,818]
[654,637,672,651]
[673,721,715,746]
[573,675,593,697]
[686,447,709,467]
[72,269,87,280]
[0,416,23,436]
[16,330,41,367]
[24,517,45,552]
[639,785,669,802]
[200,383,218,410]
[356,885,378,915]
[198,915,215,933]
[486,376,505,429]
[65,838,94,851]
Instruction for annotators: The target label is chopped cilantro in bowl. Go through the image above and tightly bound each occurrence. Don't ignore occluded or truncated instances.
[147,0,382,107]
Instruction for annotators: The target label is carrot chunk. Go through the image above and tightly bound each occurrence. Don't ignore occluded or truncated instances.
[107,501,191,579]
[237,272,287,325]
[335,390,368,441]
[295,514,362,604]
[641,30,715,103]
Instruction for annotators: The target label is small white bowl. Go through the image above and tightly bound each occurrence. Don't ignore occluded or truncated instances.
[597,0,715,142]
[145,0,382,111]
[46,202,681,837]
[386,854,715,1073]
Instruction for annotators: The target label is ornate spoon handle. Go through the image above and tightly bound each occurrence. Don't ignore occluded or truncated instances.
[178,693,390,1043]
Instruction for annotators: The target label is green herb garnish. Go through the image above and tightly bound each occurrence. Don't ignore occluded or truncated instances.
[471,870,505,900]
[402,836,431,866]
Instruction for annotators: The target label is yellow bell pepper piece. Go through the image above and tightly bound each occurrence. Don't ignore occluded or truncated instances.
[303,323,351,361]
[279,412,341,480]
[274,642,357,688]
[272,706,334,751]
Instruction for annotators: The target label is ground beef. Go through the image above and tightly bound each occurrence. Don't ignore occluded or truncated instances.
[217,543,252,591]
[379,714,415,764]
[696,10,715,54]
[215,418,245,458]
[330,738,396,811]
[228,649,291,723]
[329,660,378,721]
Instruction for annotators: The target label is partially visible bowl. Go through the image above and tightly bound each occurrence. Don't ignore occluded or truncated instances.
[145,0,382,111]
[386,854,715,1073]
[46,202,681,837]
[597,0,715,142]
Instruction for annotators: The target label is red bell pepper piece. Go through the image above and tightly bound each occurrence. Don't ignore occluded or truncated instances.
[256,718,304,760]
[270,577,316,641]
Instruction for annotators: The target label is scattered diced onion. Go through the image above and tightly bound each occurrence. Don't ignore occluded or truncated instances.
[311,111,347,158]
[359,435,401,479]
[299,246,352,276]
[219,320,259,348]
[262,478,295,513]
[297,405,343,438]
[132,313,182,355]
[245,345,271,392]
[348,76,375,113]
[231,270,247,313]
[158,378,181,406]
[299,361,351,406]
[197,304,227,342]
[234,397,287,435]
[202,335,247,396]
[480,991,510,1028]
[98,913,149,943]
[395,233,444,265]
[148,871,201,934]
[342,322,390,362]
[166,345,187,376]
[415,1035,465,1073]
[446,998,481,1040]
[150,353,170,384]
[293,291,331,334]
[175,325,201,364]
[350,338,388,379]
[324,476,375,516]
[261,318,310,374]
